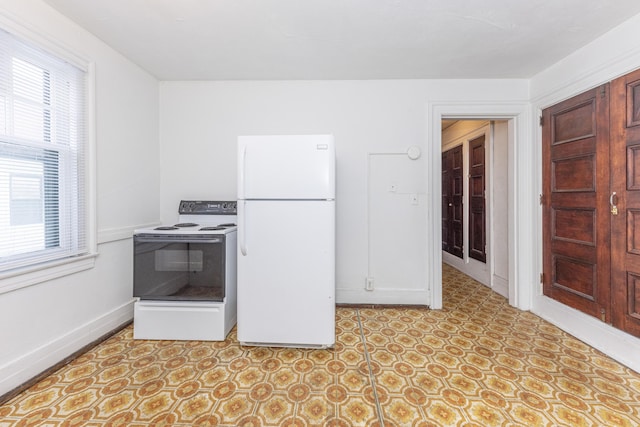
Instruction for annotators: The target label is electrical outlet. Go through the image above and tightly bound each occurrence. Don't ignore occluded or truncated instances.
[365,277,374,291]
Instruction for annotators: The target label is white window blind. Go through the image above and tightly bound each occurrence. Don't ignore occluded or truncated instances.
[0,27,87,272]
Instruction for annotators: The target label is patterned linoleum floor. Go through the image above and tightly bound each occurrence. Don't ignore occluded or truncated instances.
[2,264,640,426]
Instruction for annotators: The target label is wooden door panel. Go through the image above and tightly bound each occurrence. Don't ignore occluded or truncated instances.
[628,209,640,254]
[553,208,596,245]
[628,144,640,189]
[469,210,485,261]
[542,84,610,320]
[552,193,596,210]
[553,256,596,300]
[612,70,640,337]
[551,241,596,264]
[551,137,595,157]
[627,80,640,126]
[552,155,596,191]
[552,100,596,143]
[628,273,640,322]
[469,135,486,263]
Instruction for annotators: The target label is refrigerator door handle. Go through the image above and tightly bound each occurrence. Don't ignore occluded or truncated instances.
[239,200,247,256]
[239,145,247,199]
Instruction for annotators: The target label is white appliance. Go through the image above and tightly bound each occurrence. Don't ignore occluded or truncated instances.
[237,134,336,348]
[133,200,237,341]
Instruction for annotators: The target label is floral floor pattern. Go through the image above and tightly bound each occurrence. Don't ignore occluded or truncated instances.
[1,264,640,426]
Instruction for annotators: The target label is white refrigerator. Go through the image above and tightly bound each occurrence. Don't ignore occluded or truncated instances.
[237,134,335,348]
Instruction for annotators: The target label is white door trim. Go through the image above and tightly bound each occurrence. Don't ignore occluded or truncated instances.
[426,101,534,311]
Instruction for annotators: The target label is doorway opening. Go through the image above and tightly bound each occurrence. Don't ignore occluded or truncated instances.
[427,102,532,312]
[441,119,510,299]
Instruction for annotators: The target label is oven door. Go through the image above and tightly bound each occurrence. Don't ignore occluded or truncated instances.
[134,234,226,301]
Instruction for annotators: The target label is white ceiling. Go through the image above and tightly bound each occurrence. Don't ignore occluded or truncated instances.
[43,0,640,81]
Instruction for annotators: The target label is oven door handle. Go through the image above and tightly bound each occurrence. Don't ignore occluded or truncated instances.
[134,237,223,244]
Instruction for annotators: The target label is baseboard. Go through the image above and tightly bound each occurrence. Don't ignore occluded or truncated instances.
[0,299,135,397]
[442,253,490,286]
[336,288,430,306]
[337,303,429,309]
[533,295,640,373]
[491,275,509,298]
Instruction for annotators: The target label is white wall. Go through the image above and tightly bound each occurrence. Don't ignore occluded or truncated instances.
[530,12,640,372]
[0,0,159,395]
[368,152,426,303]
[159,80,528,305]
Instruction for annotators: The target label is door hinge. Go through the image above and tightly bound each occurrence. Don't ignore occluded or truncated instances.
[539,194,543,205]
[539,115,544,126]
[600,308,606,322]
[600,85,606,99]
[540,273,544,283]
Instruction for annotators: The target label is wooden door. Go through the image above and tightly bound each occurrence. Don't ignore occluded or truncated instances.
[442,146,463,258]
[611,70,640,337]
[469,135,486,263]
[442,150,451,253]
[542,85,611,320]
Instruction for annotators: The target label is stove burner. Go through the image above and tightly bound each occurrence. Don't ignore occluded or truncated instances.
[200,226,225,231]
[174,222,199,227]
[218,223,237,227]
[155,226,179,230]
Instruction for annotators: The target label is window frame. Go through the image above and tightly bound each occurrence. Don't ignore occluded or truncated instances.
[0,18,96,294]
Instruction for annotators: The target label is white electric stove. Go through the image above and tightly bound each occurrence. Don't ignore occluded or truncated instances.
[133,200,237,341]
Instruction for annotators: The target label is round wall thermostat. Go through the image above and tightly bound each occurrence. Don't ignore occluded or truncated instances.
[407,146,421,160]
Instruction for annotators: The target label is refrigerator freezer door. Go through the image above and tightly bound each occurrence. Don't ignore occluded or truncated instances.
[238,135,335,200]
[237,200,335,347]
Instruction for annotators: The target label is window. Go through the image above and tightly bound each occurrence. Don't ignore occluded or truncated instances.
[0,28,87,272]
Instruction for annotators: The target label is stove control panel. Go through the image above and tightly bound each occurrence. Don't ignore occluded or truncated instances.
[179,200,237,215]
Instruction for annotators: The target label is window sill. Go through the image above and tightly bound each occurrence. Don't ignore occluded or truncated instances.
[0,254,97,295]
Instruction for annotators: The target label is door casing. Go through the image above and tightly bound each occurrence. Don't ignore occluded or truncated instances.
[428,102,532,311]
